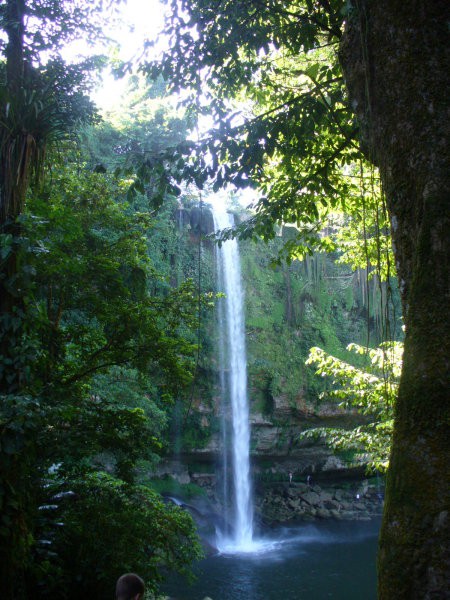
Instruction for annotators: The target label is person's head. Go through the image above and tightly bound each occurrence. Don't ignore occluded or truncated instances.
[115,573,145,600]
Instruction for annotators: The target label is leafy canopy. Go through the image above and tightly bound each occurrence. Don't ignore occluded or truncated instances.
[0,4,206,597]
[23,160,198,395]
[33,472,202,600]
[147,0,393,277]
[304,341,403,472]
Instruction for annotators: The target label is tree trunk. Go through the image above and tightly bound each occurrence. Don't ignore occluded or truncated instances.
[340,1,450,598]
[0,0,31,387]
[0,0,27,322]
[0,3,34,598]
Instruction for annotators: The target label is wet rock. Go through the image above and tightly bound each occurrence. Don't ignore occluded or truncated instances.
[288,499,301,510]
[189,206,214,234]
[334,489,344,502]
[291,482,309,493]
[341,510,356,519]
[318,491,333,503]
[300,491,321,506]
[259,480,383,525]
[323,499,340,510]
[287,487,300,499]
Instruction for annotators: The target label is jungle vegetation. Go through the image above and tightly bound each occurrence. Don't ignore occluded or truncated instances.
[0,3,203,597]
[148,1,449,597]
[0,1,448,599]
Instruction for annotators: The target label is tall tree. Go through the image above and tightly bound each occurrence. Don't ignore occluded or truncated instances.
[0,1,114,594]
[340,3,450,597]
[0,0,107,381]
[150,1,450,596]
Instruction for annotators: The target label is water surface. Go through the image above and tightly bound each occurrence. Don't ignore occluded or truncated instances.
[163,518,380,600]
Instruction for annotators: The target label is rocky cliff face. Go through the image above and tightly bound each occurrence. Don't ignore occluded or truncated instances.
[156,458,384,530]
[168,204,399,481]
[174,396,365,484]
[256,480,383,525]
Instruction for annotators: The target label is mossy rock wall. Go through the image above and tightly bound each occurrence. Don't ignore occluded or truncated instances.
[169,206,401,464]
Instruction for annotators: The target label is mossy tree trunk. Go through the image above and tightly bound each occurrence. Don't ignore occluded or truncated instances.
[340,1,450,597]
[0,4,37,598]
[0,0,28,329]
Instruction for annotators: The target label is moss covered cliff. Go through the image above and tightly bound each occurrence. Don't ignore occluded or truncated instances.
[166,204,401,479]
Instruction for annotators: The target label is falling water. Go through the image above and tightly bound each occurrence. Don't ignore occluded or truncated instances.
[212,200,254,551]
[215,232,230,530]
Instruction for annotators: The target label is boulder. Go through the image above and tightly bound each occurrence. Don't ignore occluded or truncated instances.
[300,491,322,506]
[323,499,341,510]
[318,491,333,503]
[334,489,345,502]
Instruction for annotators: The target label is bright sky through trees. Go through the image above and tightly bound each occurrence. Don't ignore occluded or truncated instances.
[85,0,167,110]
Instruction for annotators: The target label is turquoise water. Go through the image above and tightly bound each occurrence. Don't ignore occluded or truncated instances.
[163,518,380,600]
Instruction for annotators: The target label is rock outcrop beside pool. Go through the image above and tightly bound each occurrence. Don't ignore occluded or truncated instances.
[256,480,384,525]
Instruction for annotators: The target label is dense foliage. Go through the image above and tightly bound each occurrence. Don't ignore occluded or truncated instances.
[1,145,204,596]
[305,341,403,472]
[0,1,204,593]
[148,2,450,597]
[32,472,201,599]
[147,0,392,277]
[1,1,447,598]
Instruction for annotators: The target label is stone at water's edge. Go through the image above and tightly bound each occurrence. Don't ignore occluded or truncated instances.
[256,481,383,525]
[160,477,383,541]
[162,597,214,600]
[300,491,321,506]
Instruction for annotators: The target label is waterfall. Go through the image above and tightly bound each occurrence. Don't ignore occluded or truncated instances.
[212,200,254,551]
[216,232,230,532]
